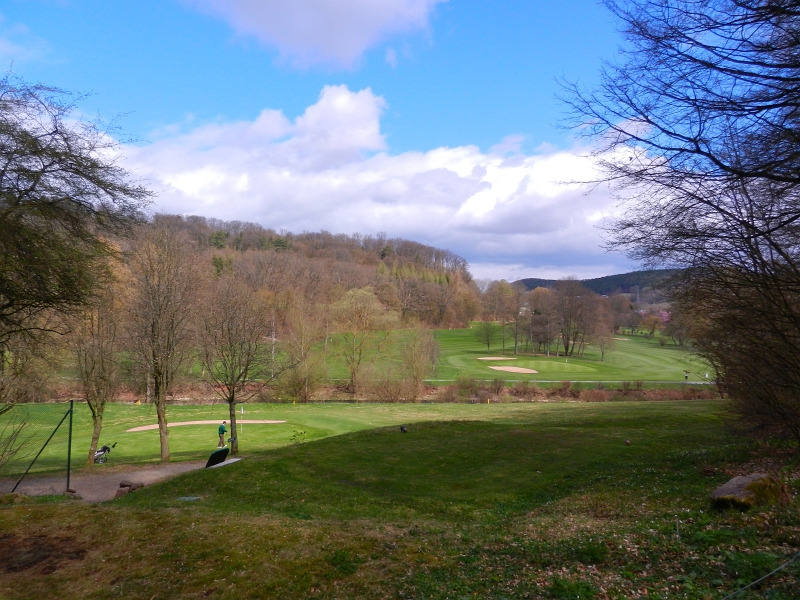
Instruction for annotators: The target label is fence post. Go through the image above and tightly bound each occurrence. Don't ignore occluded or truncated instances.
[66,399,73,491]
[11,406,71,493]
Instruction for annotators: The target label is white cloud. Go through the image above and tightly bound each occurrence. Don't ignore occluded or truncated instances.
[0,13,50,65]
[125,85,634,280]
[182,0,446,67]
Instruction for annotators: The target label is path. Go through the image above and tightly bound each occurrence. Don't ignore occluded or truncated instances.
[0,461,206,502]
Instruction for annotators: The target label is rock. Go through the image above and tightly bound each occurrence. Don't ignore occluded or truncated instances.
[114,487,130,499]
[710,473,784,509]
[120,480,133,488]
[129,482,144,491]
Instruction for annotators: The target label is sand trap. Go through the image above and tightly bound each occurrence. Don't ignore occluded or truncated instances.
[127,420,286,432]
[614,337,630,341]
[477,357,517,360]
[488,366,538,374]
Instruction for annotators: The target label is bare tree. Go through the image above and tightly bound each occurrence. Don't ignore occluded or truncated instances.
[127,225,197,462]
[554,279,595,356]
[199,272,278,455]
[475,317,500,353]
[402,328,439,401]
[528,287,557,355]
[280,298,326,403]
[564,0,800,442]
[331,287,398,394]
[73,276,124,465]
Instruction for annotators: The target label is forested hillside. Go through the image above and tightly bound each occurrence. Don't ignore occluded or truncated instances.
[515,269,678,296]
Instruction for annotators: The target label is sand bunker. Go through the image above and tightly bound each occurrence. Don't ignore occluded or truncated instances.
[127,420,286,432]
[614,337,630,341]
[488,366,538,374]
[477,357,517,360]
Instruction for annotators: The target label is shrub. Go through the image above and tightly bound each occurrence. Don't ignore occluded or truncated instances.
[364,374,407,402]
[456,376,478,398]
[491,378,505,396]
[437,385,459,403]
[581,389,611,402]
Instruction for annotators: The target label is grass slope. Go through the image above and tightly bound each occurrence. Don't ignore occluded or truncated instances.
[1,400,798,599]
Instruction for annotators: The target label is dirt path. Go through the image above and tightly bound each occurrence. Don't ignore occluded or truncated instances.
[0,461,206,502]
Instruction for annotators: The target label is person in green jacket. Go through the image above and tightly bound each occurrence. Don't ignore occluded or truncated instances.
[218,421,227,448]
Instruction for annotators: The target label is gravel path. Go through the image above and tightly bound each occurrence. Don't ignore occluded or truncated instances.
[0,461,206,502]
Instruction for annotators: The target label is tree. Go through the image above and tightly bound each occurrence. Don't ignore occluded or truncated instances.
[592,299,616,362]
[0,76,149,347]
[280,298,326,404]
[127,225,197,462]
[553,279,595,356]
[528,287,557,355]
[565,0,800,442]
[331,287,397,394]
[474,317,500,352]
[402,328,439,401]
[72,275,124,465]
[199,272,278,455]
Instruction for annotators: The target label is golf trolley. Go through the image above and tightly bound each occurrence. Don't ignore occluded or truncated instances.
[93,442,117,464]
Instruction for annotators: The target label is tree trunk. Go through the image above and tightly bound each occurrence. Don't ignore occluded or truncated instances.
[86,407,104,466]
[155,386,170,462]
[228,399,238,455]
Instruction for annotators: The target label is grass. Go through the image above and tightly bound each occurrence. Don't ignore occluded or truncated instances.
[434,328,710,383]
[1,400,798,599]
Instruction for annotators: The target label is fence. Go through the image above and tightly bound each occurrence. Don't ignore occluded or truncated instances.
[0,401,73,496]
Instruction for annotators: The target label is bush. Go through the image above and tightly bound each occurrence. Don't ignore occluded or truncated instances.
[436,385,459,403]
[456,376,478,398]
[512,380,536,400]
[491,378,505,396]
[365,376,407,403]
[581,389,611,402]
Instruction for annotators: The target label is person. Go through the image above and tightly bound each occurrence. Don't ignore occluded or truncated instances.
[218,421,227,448]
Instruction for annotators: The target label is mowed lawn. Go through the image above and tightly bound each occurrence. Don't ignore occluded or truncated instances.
[1,400,798,599]
[434,328,709,383]
[299,326,707,385]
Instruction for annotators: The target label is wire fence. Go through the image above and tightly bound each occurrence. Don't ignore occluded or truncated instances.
[0,401,73,496]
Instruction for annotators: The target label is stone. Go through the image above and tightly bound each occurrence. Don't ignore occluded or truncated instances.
[129,482,144,491]
[120,480,133,488]
[710,473,784,509]
[114,487,130,499]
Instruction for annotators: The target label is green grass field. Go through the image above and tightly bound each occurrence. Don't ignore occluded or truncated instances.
[317,326,709,385]
[434,328,709,383]
[1,400,798,599]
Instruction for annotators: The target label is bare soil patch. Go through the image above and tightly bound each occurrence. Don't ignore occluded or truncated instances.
[0,533,85,574]
[488,366,538,374]
[126,419,285,432]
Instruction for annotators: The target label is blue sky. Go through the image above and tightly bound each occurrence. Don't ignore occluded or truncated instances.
[2,0,636,280]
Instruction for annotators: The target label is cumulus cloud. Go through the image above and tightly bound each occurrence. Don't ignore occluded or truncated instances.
[125,85,633,280]
[182,0,445,67]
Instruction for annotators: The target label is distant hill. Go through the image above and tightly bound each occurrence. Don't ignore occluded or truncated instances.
[514,269,680,296]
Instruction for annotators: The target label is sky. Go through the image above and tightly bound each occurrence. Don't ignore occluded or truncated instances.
[2,0,638,281]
